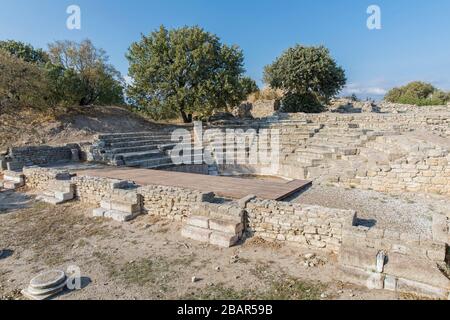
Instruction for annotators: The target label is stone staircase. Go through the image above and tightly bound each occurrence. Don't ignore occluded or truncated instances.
[1,171,25,190]
[291,124,380,179]
[36,180,75,205]
[93,189,143,222]
[93,131,193,169]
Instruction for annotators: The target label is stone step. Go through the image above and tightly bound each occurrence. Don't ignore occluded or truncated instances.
[108,139,169,149]
[3,180,24,190]
[118,150,165,161]
[210,231,240,247]
[110,144,159,154]
[181,225,241,248]
[339,244,450,298]
[320,127,369,134]
[36,195,65,205]
[297,147,334,157]
[93,208,140,222]
[98,132,176,140]
[181,225,212,243]
[107,137,179,146]
[307,143,359,155]
[296,157,322,166]
[125,156,174,168]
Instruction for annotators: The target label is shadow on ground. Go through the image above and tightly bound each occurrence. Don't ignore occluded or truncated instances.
[0,249,14,260]
[0,190,34,214]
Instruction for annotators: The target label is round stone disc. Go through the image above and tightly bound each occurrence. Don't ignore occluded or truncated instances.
[26,279,67,297]
[30,270,66,290]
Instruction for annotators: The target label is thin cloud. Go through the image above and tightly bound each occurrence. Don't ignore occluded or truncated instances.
[342,83,387,96]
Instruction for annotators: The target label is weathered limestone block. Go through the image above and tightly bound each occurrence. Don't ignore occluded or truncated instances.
[209,219,244,234]
[186,216,210,229]
[210,231,240,248]
[181,225,212,242]
[432,213,449,243]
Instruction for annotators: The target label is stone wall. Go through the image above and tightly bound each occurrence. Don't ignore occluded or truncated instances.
[138,185,215,221]
[5,144,80,171]
[72,175,134,205]
[377,102,450,114]
[357,156,450,196]
[251,100,279,118]
[278,112,450,133]
[23,167,72,190]
[244,198,356,252]
[342,225,445,262]
[336,141,450,196]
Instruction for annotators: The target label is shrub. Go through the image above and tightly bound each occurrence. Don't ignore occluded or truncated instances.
[263,45,346,113]
[248,87,284,103]
[385,81,449,106]
[0,51,49,110]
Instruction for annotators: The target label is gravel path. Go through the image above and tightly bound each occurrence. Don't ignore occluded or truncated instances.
[290,185,449,236]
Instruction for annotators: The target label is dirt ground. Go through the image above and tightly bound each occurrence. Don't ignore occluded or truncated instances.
[290,185,450,236]
[0,106,181,151]
[0,189,431,301]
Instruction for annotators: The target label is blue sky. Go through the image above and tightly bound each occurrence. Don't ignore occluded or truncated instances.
[1,0,450,99]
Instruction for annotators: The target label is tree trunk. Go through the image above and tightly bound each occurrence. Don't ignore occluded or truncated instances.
[180,110,193,123]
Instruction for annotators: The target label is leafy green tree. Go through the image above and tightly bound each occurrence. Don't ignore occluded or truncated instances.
[0,51,48,109]
[385,81,449,106]
[0,40,49,64]
[47,39,124,106]
[127,25,249,123]
[264,45,346,113]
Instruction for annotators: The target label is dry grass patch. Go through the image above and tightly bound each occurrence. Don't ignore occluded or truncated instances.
[0,201,109,266]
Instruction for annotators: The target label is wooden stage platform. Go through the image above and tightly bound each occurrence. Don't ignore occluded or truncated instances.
[77,167,311,201]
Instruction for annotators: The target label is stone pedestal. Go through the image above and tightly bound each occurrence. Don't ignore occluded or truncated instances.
[22,270,67,300]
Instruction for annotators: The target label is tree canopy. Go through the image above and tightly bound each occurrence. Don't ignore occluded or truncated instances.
[47,40,124,106]
[0,39,125,111]
[385,81,449,106]
[0,40,49,64]
[127,25,253,122]
[0,50,48,109]
[264,45,346,113]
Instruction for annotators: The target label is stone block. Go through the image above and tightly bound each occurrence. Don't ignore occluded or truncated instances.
[209,219,244,234]
[70,149,80,162]
[397,277,449,299]
[384,275,397,291]
[186,216,210,229]
[93,208,106,217]
[366,272,385,290]
[432,214,448,243]
[110,201,141,214]
[104,209,139,222]
[181,225,212,243]
[338,265,377,287]
[4,171,24,183]
[100,201,112,210]
[309,239,326,248]
[339,244,379,272]
[238,195,257,209]
[383,252,450,290]
[209,231,240,248]
[304,226,317,234]
[54,191,74,202]
[36,195,64,205]
[3,180,24,189]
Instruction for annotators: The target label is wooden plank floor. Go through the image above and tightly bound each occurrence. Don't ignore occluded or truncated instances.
[77,167,311,200]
